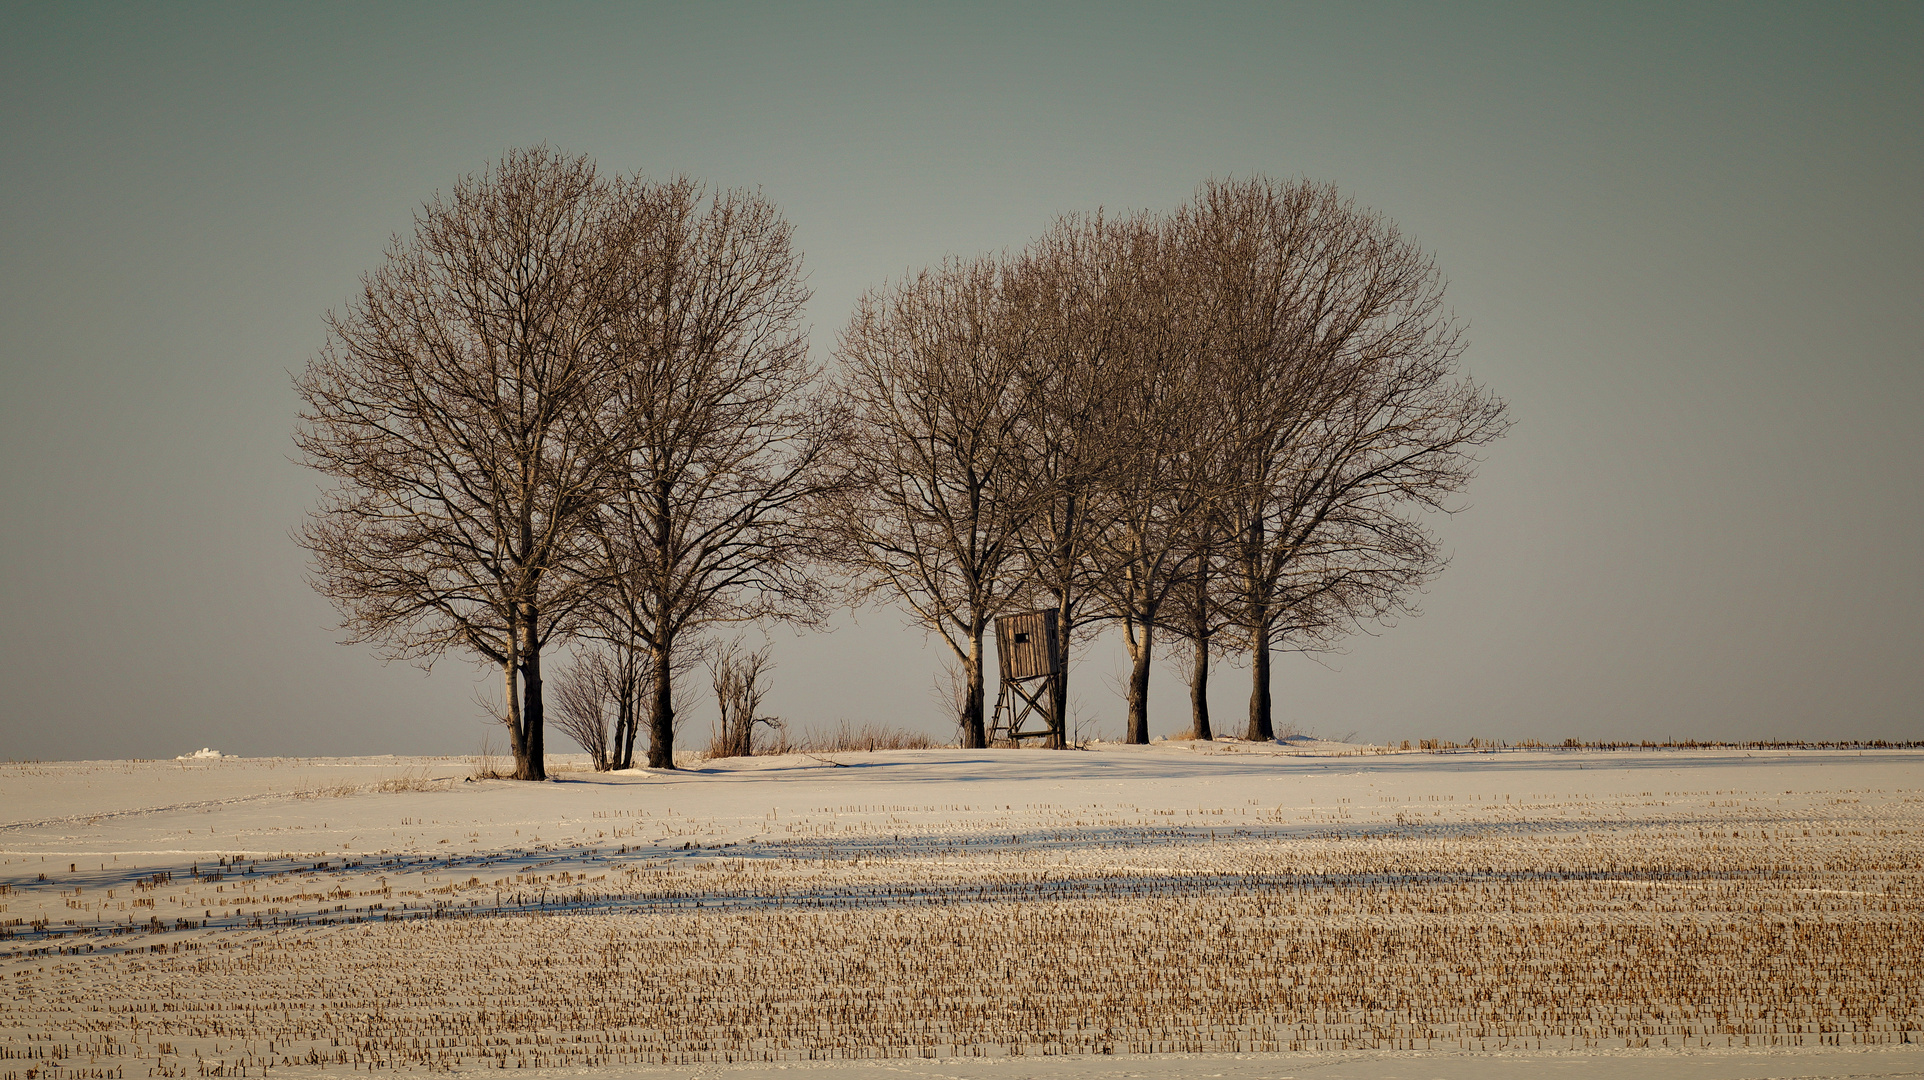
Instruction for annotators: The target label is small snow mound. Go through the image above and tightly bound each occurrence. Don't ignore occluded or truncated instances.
[176,747,222,760]
[1275,733,1367,752]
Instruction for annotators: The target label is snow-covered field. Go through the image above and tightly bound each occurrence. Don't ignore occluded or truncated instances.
[2,743,1919,1080]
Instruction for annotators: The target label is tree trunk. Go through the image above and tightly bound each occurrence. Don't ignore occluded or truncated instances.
[646,640,676,769]
[609,656,630,770]
[1246,622,1272,742]
[620,645,643,769]
[622,666,641,769]
[1049,587,1072,747]
[1190,629,1212,741]
[605,654,625,771]
[515,606,547,781]
[608,695,628,772]
[963,628,987,749]
[500,658,520,778]
[1242,509,1273,743]
[1124,617,1152,745]
[1045,489,1077,749]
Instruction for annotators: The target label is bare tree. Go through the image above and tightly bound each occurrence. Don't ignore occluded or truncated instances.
[294,149,632,780]
[1174,177,1510,741]
[587,180,826,769]
[705,638,779,758]
[820,257,1038,748]
[605,643,648,770]
[1007,215,1142,744]
[1079,215,1231,744]
[1160,476,1244,741]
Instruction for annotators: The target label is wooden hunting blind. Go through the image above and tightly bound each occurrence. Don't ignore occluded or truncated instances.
[991,609,1063,746]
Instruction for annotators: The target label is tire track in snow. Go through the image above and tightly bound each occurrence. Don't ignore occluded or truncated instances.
[0,790,311,832]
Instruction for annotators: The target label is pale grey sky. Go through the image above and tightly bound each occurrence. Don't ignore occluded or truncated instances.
[2,3,1919,760]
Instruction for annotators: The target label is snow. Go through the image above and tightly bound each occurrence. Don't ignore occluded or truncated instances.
[1,744,1919,1079]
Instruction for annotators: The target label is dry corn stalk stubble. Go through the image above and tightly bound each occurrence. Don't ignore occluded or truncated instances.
[1,769,1919,1071]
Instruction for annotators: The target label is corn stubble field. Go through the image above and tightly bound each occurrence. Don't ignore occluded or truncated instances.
[0,744,1918,1077]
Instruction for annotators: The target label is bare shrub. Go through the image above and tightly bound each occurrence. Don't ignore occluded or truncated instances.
[704,640,780,759]
[551,658,612,769]
[932,658,972,746]
[468,735,508,781]
[551,648,652,770]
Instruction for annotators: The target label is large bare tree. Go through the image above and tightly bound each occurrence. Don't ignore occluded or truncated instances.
[1158,432,1247,742]
[295,149,632,780]
[586,179,825,769]
[1079,215,1224,744]
[1008,215,1142,744]
[1175,177,1510,741]
[820,257,1039,747]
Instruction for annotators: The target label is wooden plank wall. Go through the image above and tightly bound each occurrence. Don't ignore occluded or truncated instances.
[995,610,1060,681]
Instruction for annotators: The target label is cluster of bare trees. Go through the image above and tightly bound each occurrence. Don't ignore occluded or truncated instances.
[297,150,1505,774]
[820,179,1509,747]
[296,149,826,779]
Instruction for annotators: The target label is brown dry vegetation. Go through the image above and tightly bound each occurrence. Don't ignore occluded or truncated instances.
[749,720,943,756]
[3,791,1918,1072]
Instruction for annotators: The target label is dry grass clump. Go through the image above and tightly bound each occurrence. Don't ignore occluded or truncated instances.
[370,768,444,792]
[292,780,365,799]
[287,768,449,797]
[738,720,941,756]
[803,720,942,752]
[467,736,509,780]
